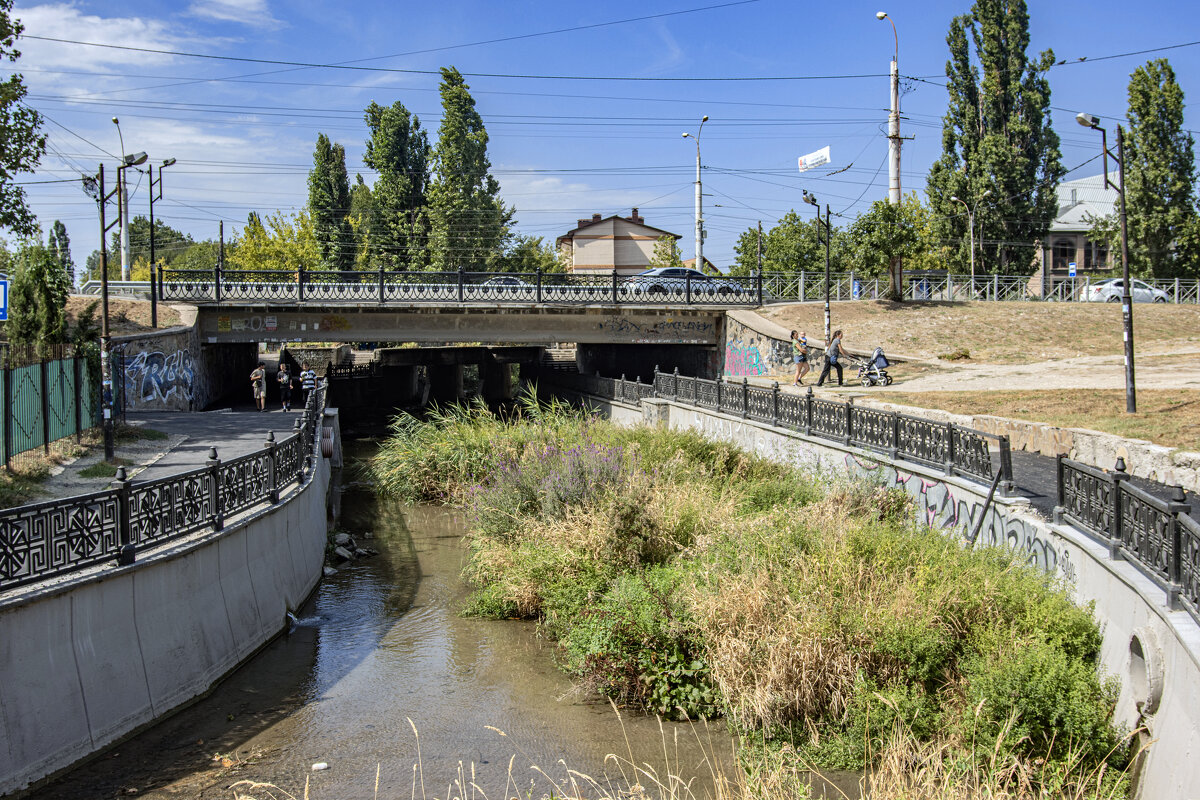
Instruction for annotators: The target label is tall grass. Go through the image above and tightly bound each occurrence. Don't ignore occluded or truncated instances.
[369,395,1132,798]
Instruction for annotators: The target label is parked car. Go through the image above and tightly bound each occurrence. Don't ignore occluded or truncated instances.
[1081,278,1169,303]
[480,276,533,288]
[623,267,745,297]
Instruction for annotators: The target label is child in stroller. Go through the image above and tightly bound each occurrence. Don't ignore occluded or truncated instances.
[856,347,893,387]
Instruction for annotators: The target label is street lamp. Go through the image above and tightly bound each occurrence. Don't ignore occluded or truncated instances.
[111,117,136,282]
[949,188,991,295]
[876,12,901,205]
[147,157,176,328]
[682,115,708,272]
[803,189,832,343]
[1076,111,1136,413]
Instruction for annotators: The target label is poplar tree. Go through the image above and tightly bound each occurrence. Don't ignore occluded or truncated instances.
[1122,59,1199,278]
[926,0,1063,275]
[0,1,45,236]
[307,133,354,273]
[427,67,511,271]
[363,101,430,270]
[48,219,74,287]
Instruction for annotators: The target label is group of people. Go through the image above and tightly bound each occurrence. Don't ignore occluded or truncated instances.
[790,328,846,387]
[249,360,318,412]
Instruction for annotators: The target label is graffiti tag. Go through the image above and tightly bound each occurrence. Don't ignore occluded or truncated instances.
[125,350,196,405]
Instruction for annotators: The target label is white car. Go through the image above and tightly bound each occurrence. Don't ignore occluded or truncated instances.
[1082,278,1169,303]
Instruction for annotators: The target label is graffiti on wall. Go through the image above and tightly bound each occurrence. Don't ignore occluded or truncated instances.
[847,453,1075,583]
[125,349,196,405]
[598,316,714,343]
[724,319,791,377]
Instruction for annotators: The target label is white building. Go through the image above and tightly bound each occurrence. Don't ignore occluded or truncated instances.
[556,208,679,275]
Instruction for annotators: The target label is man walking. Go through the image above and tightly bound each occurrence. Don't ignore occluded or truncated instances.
[300,362,317,408]
[277,363,293,412]
[250,362,267,411]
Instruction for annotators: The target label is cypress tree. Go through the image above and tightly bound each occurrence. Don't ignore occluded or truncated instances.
[427,66,511,271]
[926,0,1063,275]
[307,133,354,273]
[363,101,430,270]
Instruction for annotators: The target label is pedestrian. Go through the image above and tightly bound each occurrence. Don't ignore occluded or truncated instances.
[300,362,317,407]
[791,330,810,385]
[250,361,267,411]
[816,329,845,387]
[277,362,293,412]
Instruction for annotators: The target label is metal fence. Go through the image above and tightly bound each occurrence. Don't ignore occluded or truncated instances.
[547,368,1012,487]
[1,348,99,467]
[759,271,1200,304]
[1056,456,1197,626]
[0,385,328,593]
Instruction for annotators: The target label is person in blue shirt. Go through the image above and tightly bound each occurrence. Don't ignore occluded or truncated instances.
[790,330,810,385]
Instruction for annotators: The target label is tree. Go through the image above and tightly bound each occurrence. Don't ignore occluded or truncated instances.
[173,240,221,271]
[348,175,375,270]
[729,212,849,277]
[226,210,319,274]
[648,234,683,269]
[5,239,70,353]
[108,216,194,269]
[0,1,45,236]
[848,198,924,298]
[498,234,563,273]
[363,101,430,270]
[48,220,74,287]
[1122,59,1199,278]
[427,66,512,271]
[307,133,354,272]
[925,0,1063,275]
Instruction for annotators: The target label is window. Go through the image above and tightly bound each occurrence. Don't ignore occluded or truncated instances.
[1052,238,1075,271]
[1084,239,1109,270]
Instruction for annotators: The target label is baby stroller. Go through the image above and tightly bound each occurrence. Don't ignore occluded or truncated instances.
[857,347,893,387]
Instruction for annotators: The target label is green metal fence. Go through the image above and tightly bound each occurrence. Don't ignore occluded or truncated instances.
[2,348,99,467]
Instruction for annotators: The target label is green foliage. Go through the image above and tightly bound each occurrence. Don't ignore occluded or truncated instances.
[0,1,45,237]
[730,211,850,277]
[497,234,562,273]
[1123,58,1199,278]
[48,220,74,286]
[848,196,926,298]
[106,216,193,273]
[427,67,512,270]
[6,239,70,352]
[172,239,221,271]
[362,100,430,270]
[226,210,318,273]
[647,234,683,270]
[307,133,354,272]
[925,0,1063,275]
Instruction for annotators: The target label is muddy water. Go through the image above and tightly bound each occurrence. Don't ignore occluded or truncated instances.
[28,489,744,800]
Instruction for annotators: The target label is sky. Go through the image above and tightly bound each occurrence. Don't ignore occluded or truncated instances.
[10,0,1200,273]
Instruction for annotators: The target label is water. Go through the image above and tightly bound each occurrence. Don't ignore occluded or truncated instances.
[27,487,741,800]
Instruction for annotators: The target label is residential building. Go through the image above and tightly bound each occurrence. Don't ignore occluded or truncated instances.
[556,208,679,275]
[1036,173,1118,287]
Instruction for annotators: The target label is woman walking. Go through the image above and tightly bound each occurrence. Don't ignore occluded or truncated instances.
[249,362,267,411]
[790,330,810,385]
[816,329,845,387]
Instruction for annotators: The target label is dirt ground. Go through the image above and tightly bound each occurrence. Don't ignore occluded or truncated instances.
[761,300,1200,363]
[65,294,182,334]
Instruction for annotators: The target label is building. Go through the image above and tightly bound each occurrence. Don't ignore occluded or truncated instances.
[1037,173,1118,286]
[556,208,679,275]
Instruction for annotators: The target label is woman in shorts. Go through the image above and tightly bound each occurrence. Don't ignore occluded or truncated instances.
[791,330,810,385]
[250,362,267,411]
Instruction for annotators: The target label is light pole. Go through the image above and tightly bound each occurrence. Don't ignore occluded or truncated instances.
[148,157,176,329]
[111,117,134,282]
[876,12,901,205]
[950,189,990,295]
[682,115,708,272]
[1077,112,1136,413]
[803,190,832,343]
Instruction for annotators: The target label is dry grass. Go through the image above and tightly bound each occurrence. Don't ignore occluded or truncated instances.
[882,389,1200,452]
[66,294,182,334]
[760,301,1200,364]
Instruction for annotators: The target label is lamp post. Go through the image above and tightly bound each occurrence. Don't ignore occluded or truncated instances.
[876,12,901,205]
[950,189,990,296]
[803,190,832,343]
[111,117,135,282]
[682,115,708,272]
[1076,112,1135,413]
[148,158,176,329]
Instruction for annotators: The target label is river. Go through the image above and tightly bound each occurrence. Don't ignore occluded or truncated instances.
[27,479,751,800]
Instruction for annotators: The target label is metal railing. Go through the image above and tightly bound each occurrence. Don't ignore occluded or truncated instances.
[1056,455,1196,625]
[2,347,99,467]
[548,367,1012,487]
[0,385,328,593]
[158,267,763,308]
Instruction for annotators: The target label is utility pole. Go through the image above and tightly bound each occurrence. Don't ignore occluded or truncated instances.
[803,191,832,343]
[683,116,708,272]
[877,12,901,205]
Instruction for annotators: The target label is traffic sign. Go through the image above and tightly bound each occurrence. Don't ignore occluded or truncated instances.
[0,279,8,322]
[1068,262,1077,278]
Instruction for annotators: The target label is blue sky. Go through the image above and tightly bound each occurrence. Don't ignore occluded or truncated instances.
[11,0,1200,271]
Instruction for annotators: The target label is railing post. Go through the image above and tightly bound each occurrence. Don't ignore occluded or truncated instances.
[799,270,805,301]
[804,387,813,435]
[889,410,899,460]
[997,436,1014,495]
[536,268,543,303]
[208,446,224,531]
[992,273,999,301]
[115,465,136,565]
[74,355,84,442]
[3,355,12,471]
[742,377,749,419]
[1111,457,1128,560]
[845,396,853,444]
[296,265,304,303]
[771,381,779,426]
[378,266,385,304]
[294,418,305,481]
[215,263,223,304]
[40,357,50,454]
[1167,485,1188,608]
[611,269,619,304]
[756,270,763,307]
[716,376,722,411]
[265,430,278,504]
[673,367,680,401]
[1054,454,1065,521]
[457,267,465,303]
[945,422,956,476]
[947,273,954,300]
[685,270,692,305]
[1175,277,1181,304]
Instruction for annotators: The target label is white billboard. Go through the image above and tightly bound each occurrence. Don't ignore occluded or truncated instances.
[798,146,831,173]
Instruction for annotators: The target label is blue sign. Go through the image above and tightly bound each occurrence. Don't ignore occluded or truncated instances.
[0,279,8,322]
[1068,262,1077,278]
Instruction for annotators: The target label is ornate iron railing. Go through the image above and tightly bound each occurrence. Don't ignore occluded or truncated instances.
[0,385,328,593]
[158,266,762,308]
[1056,455,1195,625]
[547,368,1012,487]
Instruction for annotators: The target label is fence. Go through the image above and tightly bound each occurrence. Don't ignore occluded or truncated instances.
[547,368,1012,487]
[1056,456,1197,626]
[1,347,99,468]
[758,271,1200,304]
[0,385,328,593]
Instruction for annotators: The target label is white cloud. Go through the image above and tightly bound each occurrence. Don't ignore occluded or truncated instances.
[187,0,281,30]
[15,3,189,70]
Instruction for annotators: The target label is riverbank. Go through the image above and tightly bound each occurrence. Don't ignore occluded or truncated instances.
[370,398,1133,799]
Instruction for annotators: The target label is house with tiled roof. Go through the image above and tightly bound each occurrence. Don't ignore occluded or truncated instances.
[1037,173,1118,286]
[556,208,680,275]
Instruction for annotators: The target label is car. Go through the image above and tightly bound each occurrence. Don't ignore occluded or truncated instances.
[480,275,533,288]
[1081,278,1169,303]
[622,267,745,297]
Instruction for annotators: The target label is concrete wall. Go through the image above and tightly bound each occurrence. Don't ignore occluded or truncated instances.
[560,389,1200,799]
[0,432,333,796]
[116,324,256,412]
[723,310,795,378]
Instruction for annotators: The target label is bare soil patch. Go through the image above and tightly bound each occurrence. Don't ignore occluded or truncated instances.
[66,294,182,335]
[761,300,1200,364]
